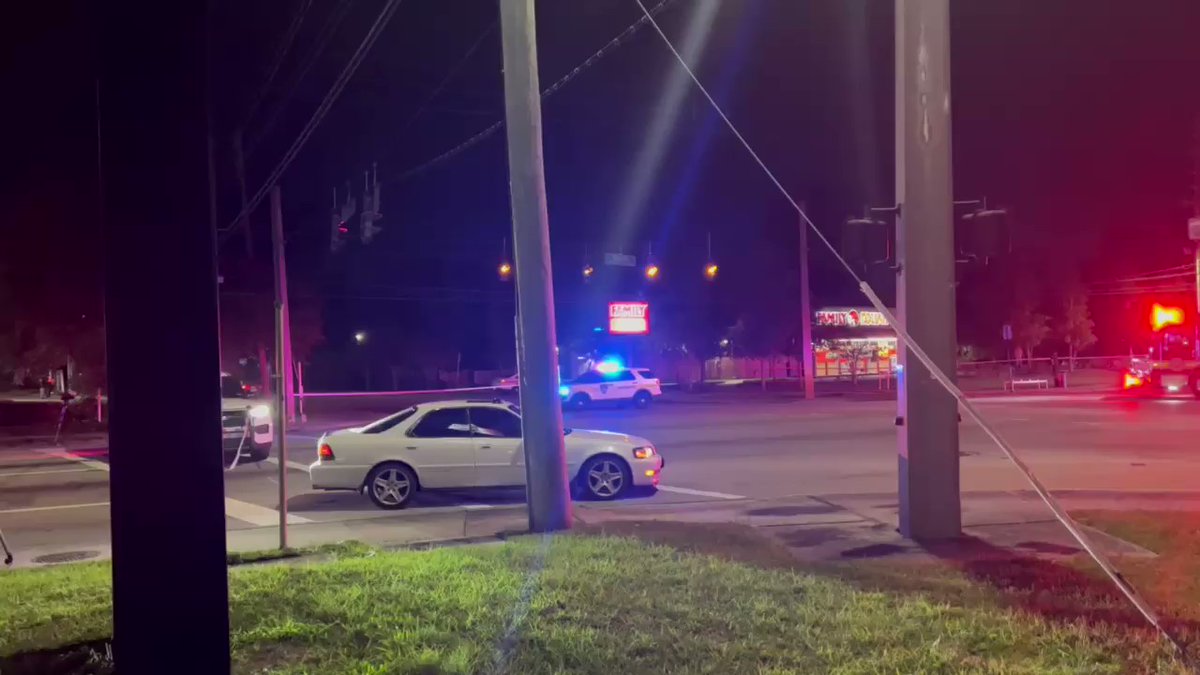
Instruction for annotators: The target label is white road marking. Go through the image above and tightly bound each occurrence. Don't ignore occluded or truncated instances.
[0,501,110,515]
[30,447,111,473]
[657,484,745,500]
[32,444,313,526]
[263,457,312,472]
[0,468,98,478]
[462,504,498,511]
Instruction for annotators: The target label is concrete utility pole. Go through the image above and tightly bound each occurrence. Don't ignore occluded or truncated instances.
[797,206,816,400]
[894,0,961,539]
[101,0,230,669]
[270,186,290,546]
[498,0,572,532]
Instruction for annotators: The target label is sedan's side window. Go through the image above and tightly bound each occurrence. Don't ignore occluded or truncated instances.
[409,408,471,438]
[468,407,523,438]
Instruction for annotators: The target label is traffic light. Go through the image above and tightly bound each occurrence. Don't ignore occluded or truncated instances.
[498,261,513,281]
[841,216,890,264]
[644,263,660,281]
[704,262,719,280]
[330,186,356,253]
[330,213,348,252]
[361,166,382,244]
[959,208,1008,258]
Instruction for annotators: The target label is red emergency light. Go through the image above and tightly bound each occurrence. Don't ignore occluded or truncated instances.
[1151,303,1184,332]
[1122,372,1144,389]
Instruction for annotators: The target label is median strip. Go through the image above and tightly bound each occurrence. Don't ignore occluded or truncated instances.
[0,501,110,515]
[26,446,312,526]
[658,484,745,500]
[263,456,311,472]
[223,498,312,526]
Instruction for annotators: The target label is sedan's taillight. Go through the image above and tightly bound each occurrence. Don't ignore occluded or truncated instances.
[318,443,335,461]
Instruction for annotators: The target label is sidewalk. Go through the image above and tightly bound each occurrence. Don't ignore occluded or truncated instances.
[575,490,1158,564]
[2,504,531,569]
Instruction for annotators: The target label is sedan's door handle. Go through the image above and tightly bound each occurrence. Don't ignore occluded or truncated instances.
[405,446,417,450]
[478,445,492,449]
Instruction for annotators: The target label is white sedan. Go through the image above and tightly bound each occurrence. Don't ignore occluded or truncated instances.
[309,400,664,509]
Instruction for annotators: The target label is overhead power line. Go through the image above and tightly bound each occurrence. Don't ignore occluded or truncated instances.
[1087,285,1193,296]
[398,18,498,134]
[247,0,357,159]
[1089,270,1193,286]
[241,0,314,130]
[1088,263,1192,287]
[388,0,682,185]
[222,0,402,238]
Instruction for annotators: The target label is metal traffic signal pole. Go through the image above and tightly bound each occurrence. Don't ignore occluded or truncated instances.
[498,0,573,532]
[894,0,962,539]
[101,0,231,669]
[270,185,290,547]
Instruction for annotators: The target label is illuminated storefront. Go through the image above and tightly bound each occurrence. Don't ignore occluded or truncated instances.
[813,307,897,378]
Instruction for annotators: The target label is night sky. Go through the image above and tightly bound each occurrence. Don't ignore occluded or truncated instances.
[5,0,1200,373]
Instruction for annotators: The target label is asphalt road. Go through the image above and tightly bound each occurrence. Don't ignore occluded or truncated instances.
[3,391,1199,561]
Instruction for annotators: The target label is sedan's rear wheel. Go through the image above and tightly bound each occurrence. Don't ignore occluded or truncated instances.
[365,463,416,509]
[578,456,631,501]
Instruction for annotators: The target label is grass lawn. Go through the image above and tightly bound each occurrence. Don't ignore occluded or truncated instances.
[1074,510,1200,625]
[0,531,1145,674]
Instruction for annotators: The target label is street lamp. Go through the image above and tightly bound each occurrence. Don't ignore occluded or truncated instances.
[644,263,660,281]
[582,264,594,280]
[354,331,367,345]
[498,236,513,281]
[704,232,718,280]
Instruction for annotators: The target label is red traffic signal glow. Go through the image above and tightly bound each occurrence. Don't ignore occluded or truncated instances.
[644,264,660,281]
[498,262,512,280]
[704,263,718,280]
[1151,303,1184,332]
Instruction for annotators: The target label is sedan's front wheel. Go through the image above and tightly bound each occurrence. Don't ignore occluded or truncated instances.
[577,456,631,501]
[365,463,416,509]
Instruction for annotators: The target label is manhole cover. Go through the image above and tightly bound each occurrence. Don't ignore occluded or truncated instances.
[33,550,101,564]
